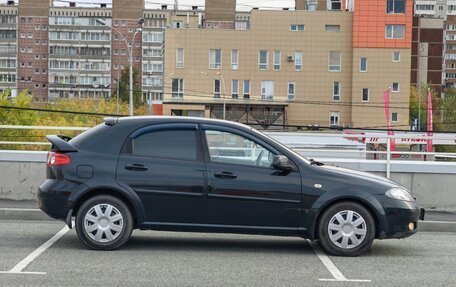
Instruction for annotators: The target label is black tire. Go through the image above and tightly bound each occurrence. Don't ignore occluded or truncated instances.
[317,202,375,257]
[75,195,133,250]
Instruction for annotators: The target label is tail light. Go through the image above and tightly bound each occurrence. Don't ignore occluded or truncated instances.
[47,151,71,166]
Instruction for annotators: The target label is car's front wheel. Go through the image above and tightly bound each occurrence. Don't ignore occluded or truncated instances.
[317,202,375,256]
[75,195,133,250]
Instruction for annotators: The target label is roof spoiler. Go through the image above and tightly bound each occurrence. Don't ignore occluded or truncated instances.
[104,117,119,126]
[46,135,78,152]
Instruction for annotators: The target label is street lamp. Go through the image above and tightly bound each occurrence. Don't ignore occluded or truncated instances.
[201,71,226,120]
[96,18,144,116]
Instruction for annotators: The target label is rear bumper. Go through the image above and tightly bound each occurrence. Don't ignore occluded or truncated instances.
[38,179,75,220]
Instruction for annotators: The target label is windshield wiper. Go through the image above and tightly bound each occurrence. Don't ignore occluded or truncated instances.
[309,158,324,166]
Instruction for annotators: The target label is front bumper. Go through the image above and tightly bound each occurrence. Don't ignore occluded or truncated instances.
[377,196,424,239]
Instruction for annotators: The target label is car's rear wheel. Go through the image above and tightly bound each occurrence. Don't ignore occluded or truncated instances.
[75,195,133,250]
[317,202,375,257]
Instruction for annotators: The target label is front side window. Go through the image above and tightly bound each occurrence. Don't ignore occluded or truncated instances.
[209,49,222,69]
[205,130,274,168]
[172,78,184,98]
[261,80,274,100]
[259,50,268,70]
[133,130,197,161]
[295,51,303,71]
[176,48,184,68]
[387,0,406,14]
[329,51,341,71]
[386,25,405,39]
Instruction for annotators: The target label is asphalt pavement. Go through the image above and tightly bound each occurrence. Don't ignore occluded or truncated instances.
[0,220,455,286]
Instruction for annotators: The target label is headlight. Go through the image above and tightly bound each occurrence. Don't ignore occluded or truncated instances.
[385,188,415,202]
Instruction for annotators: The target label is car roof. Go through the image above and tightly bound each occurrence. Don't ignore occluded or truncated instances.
[112,116,252,130]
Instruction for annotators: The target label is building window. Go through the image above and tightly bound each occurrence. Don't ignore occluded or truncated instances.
[290,24,305,31]
[171,78,184,98]
[328,0,342,10]
[176,48,184,68]
[114,20,119,26]
[333,82,340,101]
[114,49,119,55]
[20,33,25,38]
[273,50,281,71]
[360,57,368,72]
[35,39,40,45]
[329,112,340,127]
[362,88,369,102]
[114,34,119,41]
[329,51,341,71]
[386,25,405,39]
[121,20,126,26]
[243,80,250,99]
[259,50,268,70]
[214,79,221,98]
[231,49,238,70]
[288,81,295,101]
[325,25,340,32]
[27,48,33,53]
[28,33,32,39]
[392,82,400,92]
[209,49,222,69]
[295,51,303,71]
[393,51,401,62]
[387,0,405,14]
[121,49,126,55]
[261,80,274,100]
[232,79,239,99]
[35,25,40,30]
[392,112,398,122]
[35,55,40,59]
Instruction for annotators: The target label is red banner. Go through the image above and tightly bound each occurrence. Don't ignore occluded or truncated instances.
[427,89,433,152]
[383,88,396,151]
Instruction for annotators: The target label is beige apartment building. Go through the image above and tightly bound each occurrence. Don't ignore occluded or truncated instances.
[163,0,412,129]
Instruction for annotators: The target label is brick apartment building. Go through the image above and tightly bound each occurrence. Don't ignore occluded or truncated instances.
[0,0,415,128]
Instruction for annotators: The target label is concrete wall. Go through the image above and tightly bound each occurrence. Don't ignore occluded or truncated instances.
[1,153,455,211]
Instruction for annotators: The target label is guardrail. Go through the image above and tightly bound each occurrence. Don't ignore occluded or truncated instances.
[1,125,456,179]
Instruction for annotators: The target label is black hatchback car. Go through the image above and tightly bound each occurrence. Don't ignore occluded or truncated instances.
[38,117,424,256]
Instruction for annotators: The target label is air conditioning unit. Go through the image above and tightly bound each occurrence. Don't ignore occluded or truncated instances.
[287,56,294,62]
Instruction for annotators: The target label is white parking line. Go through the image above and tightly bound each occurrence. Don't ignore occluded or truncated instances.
[0,208,41,211]
[0,226,70,275]
[308,240,371,283]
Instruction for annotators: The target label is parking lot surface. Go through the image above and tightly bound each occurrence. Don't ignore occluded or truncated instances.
[0,220,455,286]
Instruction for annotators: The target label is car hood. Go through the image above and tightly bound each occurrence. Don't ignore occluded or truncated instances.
[317,165,400,190]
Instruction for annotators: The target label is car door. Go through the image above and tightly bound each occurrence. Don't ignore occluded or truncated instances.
[202,124,302,229]
[116,123,207,224]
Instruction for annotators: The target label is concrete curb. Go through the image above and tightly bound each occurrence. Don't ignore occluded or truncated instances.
[0,208,455,233]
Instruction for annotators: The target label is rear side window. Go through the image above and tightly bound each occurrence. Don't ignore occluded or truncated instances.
[132,130,197,161]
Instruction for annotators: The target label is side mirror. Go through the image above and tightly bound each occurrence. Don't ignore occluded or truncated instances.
[272,155,293,171]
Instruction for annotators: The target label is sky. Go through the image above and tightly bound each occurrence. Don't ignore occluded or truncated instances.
[7,0,296,11]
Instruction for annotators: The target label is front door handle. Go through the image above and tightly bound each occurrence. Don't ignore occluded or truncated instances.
[214,171,237,179]
[125,163,148,171]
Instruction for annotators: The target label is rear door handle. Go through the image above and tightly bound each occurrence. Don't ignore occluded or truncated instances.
[214,171,237,179]
[125,164,148,171]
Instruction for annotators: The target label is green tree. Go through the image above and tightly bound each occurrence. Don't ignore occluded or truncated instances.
[114,65,143,107]
[409,85,438,131]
